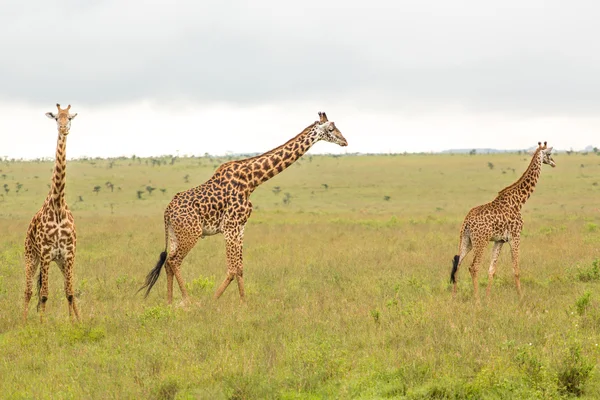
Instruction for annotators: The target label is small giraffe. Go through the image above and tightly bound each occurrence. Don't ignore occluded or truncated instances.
[139,112,348,303]
[450,142,556,302]
[23,104,80,322]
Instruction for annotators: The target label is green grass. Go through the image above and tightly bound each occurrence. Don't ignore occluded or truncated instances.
[0,152,599,399]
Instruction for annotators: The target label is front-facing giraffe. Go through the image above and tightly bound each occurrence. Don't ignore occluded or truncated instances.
[24,104,80,322]
[450,142,556,302]
[139,112,348,303]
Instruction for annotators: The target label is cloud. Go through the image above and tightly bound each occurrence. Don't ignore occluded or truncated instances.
[1,0,600,115]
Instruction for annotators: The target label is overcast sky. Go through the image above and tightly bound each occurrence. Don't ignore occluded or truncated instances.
[1,0,599,158]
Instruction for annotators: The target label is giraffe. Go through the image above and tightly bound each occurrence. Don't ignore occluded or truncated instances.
[23,104,80,322]
[450,142,556,302]
[139,112,348,303]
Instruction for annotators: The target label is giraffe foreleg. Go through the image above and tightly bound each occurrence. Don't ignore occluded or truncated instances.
[509,235,522,299]
[486,241,504,300]
[23,250,39,322]
[215,227,244,300]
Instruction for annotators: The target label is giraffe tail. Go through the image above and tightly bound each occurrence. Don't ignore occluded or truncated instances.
[137,251,167,298]
[450,255,460,284]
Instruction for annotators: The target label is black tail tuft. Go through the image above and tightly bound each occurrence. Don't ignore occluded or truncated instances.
[36,269,43,311]
[138,251,167,298]
[450,255,460,284]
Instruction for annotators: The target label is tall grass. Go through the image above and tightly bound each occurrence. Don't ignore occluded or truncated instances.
[0,153,599,398]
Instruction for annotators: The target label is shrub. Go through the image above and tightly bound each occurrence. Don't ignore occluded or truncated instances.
[576,259,600,282]
[575,291,592,316]
[556,343,594,396]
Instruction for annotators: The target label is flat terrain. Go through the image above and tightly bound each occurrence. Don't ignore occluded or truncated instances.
[0,152,599,399]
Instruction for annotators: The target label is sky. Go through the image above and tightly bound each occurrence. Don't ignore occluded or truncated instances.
[1,0,599,159]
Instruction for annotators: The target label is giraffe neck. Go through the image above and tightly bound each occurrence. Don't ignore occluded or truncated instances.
[48,133,68,213]
[243,123,319,190]
[495,150,542,208]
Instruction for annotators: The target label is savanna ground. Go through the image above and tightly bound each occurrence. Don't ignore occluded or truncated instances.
[0,152,599,399]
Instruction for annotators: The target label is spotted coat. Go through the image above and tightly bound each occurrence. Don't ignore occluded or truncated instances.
[451,142,556,302]
[140,112,348,303]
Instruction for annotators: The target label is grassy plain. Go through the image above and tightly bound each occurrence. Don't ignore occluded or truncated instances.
[0,152,599,399]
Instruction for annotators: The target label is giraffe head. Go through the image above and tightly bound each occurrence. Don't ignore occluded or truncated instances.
[315,112,348,147]
[538,141,556,168]
[45,104,77,135]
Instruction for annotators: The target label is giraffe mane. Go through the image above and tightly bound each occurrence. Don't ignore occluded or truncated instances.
[236,121,319,164]
[497,147,542,196]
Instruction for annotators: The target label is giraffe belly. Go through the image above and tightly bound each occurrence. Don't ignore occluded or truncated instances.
[200,223,220,238]
[491,229,511,242]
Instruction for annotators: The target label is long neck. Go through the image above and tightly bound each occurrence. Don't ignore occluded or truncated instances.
[495,150,542,208]
[243,124,319,190]
[49,133,68,212]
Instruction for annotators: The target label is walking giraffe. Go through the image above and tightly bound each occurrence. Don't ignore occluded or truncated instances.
[139,112,348,303]
[450,142,556,302]
[24,104,80,322]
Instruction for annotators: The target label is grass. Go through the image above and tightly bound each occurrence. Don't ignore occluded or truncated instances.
[0,152,599,398]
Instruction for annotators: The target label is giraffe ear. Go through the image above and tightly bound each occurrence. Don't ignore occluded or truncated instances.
[69,113,78,120]
[46,112,57,119]
[318,111,328,123]
[545,146,553,153]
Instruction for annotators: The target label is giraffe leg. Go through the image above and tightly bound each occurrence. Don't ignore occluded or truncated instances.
[165,264,174,304]
[469,243,486,305]
[62,256,80,322]
[215,227,244,300]
[38,258,51,323]
[166,254,190,305]
[509,236,522,299]
[23,250,39,322]
[486,241,504,300]
[452,234,472,296]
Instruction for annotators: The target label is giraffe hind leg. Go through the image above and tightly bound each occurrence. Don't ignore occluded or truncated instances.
[452,232,472,296]
[23,251,39,322]
[61,257,80,322]
[486,241,504,300]
[37,258,51,322]
[469,242,486,305]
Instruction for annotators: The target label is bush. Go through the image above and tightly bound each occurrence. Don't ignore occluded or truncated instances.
[575,291,592,316]
[556,343,594,396]
[576,259,600,282]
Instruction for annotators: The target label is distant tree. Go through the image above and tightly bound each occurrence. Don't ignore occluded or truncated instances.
[146,186,156,195]
[15,182,23,194]
[1,174,5,180]
[383,195,391,201]
[469,149,477,156]
[93,186,101,195]
[105,181,114,192]
[160,188,167,195]
[183,174,190,183]
[3,183,9,195]
[272,186,281,195]
[322,183,329,190]
[487,162,494,170]
[283,192,292,205]
[136,190,144,199]
[78,196,84,202]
